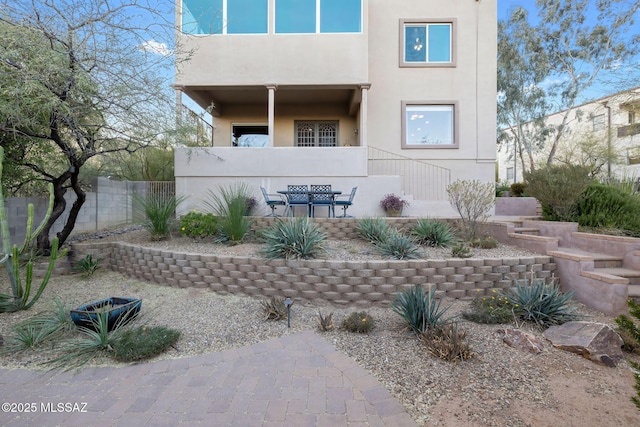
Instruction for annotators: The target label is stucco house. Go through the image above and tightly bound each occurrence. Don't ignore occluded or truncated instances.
[498,86,640,184]
[174,0,497,217]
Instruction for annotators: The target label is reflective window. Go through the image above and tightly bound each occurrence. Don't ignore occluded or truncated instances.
[320,0,362,33]
[275,0,362,34]
[275,0,315,34]
[228,0,268,34]
[402,21,454,66]
[182,0,223,35]
[402,104,457,148]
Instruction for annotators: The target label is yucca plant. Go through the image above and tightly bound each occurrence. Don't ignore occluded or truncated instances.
[420,322,475,362]
[411,218,456,247]
[317,311,334,331]
[133,192,187,240]
[355,217,391,245]
[261,296,288,320]
[259,217,327,259]
[375,230,420,260]
[203,183,254,243]
[503,275,579,328]
[391,285,452,333]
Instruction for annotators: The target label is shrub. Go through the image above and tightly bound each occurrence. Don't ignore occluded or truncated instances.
[450,243,473,258]
[391,285,452,333]
[180,211,219,239]
[375,230,420,260]
[355,217,392,245]
[74,254,102,278]
[204,183,254,243]
[411,218,456,247]
[496,181,511,197]
[504,276,579,328]
[342,311,375,333]
[471,235,498,249]
[420,323,474,362]
[134,193,187,240]
[615,299,640,410]
[447,179,495,241]
[463,292,515,324]
[261,296,288,320]
[260,217,327,259]
[575,182,640,237]
[380,193,409,212]
[317,311,334,332]
[524,164,592,221]
[112,326,180,362]
[510,182,526,197]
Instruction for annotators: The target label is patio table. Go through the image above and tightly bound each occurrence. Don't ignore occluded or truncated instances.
[278,189,342,217]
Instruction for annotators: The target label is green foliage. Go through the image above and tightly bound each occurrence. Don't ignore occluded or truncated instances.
[259,217,327,260]
[471,235,498,249]
[204,183,254,243]
[261,296,288,321]
[420,323,474,362]
[4,298,75,351]
[391,285,452,333]
[496,181,512,197]
[450,243,473,258]
[615,299,640,410]
[504,276,579,328]
[317,311,334,332]
[180,211,219,239]
[355,217,392,245]
[73,254,102,278]
[342,311,375,333]
[524,164,592,222]
[447,179,495,241]
[411,218,456,248]
[575,182,640,237]
[510,182,526,197]
[112,326,180,362]
[134,193,187,241]
[463,293,516,324]
[380,193,409,213]
[375,230,420,260]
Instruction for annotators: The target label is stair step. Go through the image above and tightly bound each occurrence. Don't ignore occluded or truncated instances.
[514,227,540,235]
[548,247,623,268]
[595,267,640,285]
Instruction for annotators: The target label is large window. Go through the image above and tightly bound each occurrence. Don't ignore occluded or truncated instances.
[182,0,267,35]
[295,121,338,147]
[401,102,458,149]
[275,0,361,34]
[400,19,455,67]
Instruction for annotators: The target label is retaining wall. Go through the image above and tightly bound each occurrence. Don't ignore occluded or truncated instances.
[69,241,557,307]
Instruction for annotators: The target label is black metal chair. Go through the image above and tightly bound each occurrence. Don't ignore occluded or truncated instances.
[310,184,335,218]
[334,186,357,218]
[285,185,309,216]
[260,187,286,217]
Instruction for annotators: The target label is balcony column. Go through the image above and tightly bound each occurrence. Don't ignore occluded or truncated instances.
[358,84,371,147]
[266,84,277,147]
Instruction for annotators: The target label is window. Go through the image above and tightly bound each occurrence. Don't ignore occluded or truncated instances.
[181,0,267,34]
[295,121,338,147]
[275,0,361,34]
[232,124,268,147]
[506,167,514,181]
[401,102,458,148]
[592,114,605,131]
[400,19,456,67]
[630,111,637,124]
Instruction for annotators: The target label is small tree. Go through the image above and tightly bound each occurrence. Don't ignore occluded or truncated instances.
[614,299,640,410]
[447,180,495,241]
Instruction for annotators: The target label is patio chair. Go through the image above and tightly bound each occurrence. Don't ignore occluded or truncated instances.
[260,187,286,217]
[334,186,357,218]
[285,185,309,216]
[310,184,335,218]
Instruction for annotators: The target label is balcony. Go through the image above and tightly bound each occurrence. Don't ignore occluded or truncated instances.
[617,123,640,138]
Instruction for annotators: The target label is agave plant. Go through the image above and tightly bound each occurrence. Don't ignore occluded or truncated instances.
[259,217,327,259]
[411,218,456,248]
[355,217,391,245]
[391,285,453,333]
[375,230,420,260]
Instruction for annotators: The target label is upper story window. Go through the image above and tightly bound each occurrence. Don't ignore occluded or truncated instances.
[275,0,362,34]
[400,19,456,67]
[592,114,605,131]
[182,0,268,35]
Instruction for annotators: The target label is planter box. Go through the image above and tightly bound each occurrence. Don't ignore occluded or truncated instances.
[70,297,142,332]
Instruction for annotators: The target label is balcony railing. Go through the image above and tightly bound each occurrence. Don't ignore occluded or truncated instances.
[618,123,640,138]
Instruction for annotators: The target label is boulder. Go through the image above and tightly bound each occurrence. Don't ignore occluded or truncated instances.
[497,328,544,354]
[543,321,624,367]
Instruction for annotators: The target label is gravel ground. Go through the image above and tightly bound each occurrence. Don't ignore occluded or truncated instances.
[1,228,639,426]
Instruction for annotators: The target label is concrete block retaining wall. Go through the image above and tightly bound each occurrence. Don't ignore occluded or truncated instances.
[69,241,557,307]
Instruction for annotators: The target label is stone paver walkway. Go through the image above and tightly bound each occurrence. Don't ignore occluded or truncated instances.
[0,331,416,426]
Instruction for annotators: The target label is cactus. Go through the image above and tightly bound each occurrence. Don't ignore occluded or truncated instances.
[0,147,65,312]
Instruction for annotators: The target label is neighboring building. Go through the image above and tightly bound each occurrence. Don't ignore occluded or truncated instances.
[498,86,640,183]
[174,0,497,217]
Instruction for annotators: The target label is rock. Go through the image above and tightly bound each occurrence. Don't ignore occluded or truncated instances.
[543,321,623,367]
[497,328,544,354]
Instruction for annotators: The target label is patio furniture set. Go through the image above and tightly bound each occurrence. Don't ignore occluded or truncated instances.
[261,185,357,218]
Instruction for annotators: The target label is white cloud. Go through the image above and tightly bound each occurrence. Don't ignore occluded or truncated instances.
[138,40,172,56]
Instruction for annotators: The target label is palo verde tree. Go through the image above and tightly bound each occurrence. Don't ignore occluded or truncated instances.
[498,0,640,175]
[0,0,188,252]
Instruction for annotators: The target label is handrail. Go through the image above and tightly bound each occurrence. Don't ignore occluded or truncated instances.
[367,146,451,200]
